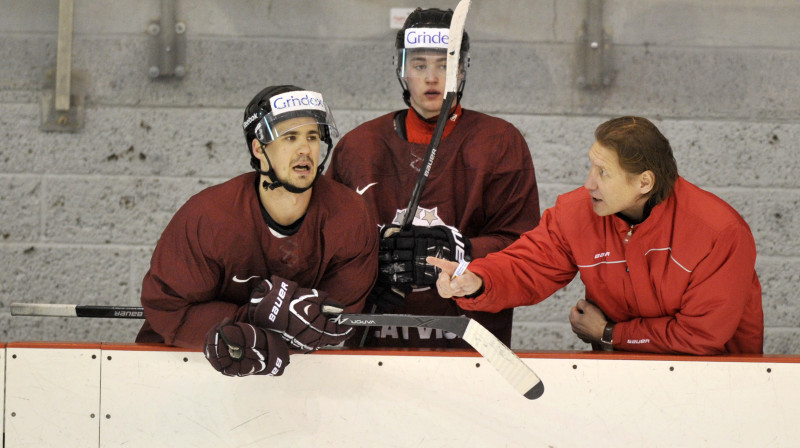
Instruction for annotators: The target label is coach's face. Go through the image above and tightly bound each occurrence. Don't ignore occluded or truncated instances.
[583,142,653,221]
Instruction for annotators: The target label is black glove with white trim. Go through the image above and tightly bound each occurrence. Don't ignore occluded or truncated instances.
[204,318,290,376]
[248,275,354,352]
[378,224,472,287]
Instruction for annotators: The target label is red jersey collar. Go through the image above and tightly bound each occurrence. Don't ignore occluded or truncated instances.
[405,104,463,145]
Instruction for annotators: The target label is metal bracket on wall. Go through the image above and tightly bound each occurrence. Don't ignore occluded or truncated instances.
[147,0,187,79]
[576,0,613,89]
[41,0,86,132]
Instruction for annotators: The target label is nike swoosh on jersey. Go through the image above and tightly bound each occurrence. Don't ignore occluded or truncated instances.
[232,275,260,283]
[355,182,378,195]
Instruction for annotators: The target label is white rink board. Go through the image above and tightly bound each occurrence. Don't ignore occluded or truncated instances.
[4,346,101,448]
[99,350,516,447]
[2,345,800,447]
[0,347,4,439]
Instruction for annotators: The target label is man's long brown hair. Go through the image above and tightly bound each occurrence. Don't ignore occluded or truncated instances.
[594,116,679,208]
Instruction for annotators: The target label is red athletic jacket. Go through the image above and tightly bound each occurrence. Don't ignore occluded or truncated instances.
[458,177,764,354]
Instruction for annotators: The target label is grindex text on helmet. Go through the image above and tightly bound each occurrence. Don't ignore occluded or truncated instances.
[272,93,324,111]
[405,29,449,47]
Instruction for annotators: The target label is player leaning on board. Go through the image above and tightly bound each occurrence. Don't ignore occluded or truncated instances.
[430,116,764,355]
[136,85,378,375]
[326,6,540,348]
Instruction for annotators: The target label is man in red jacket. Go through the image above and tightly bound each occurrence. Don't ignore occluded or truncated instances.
[430,116,763,355]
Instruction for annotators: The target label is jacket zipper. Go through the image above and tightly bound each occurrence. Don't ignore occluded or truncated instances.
[623,224,634,244]
[622,224,635,273]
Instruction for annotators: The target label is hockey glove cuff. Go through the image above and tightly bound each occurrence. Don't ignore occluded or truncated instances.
[248,275,354,352]
[204,318,289,377]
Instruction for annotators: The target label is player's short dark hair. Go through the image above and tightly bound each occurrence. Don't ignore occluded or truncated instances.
[594,116,679,207]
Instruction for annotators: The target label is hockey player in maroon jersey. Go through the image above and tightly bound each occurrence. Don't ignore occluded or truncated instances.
[137,86,378,376]
[327,8,540,348]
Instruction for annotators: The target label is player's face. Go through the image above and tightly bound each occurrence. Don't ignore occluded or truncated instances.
[258,117,321,190]
[403,51,448,119]
[583,142,650,221]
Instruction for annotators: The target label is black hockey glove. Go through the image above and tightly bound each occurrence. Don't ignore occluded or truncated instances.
[248,275,354,352]
[378,224,472,288]
[365,279,412,313]
[204,318,290,377]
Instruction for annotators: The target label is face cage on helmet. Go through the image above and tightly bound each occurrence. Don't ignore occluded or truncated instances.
[253,107,338,147]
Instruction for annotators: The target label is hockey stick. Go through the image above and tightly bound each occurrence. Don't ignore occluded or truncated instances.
[400,0,471,230]
[10,302,544,399]
[11,302,145,319]
[329,312,544,400]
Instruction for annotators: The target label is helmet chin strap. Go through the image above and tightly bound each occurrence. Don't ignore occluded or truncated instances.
[257,142,332,194]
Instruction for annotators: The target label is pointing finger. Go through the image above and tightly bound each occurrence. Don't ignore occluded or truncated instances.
[425,256,458,277]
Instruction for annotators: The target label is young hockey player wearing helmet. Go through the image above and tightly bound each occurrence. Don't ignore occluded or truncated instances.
[137,86,378,376]
[327,8,541,348]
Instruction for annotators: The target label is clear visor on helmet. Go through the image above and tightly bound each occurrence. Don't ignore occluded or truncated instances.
[245,90,339,146]
[396,28,467,82]
[397,48,468,81]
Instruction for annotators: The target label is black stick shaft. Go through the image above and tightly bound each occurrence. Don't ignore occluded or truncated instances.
[11,303,467,332]
[76,305,145,319]
[401,91,457,230]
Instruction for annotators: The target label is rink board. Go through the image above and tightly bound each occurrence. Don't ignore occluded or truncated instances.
[2,343,799,447]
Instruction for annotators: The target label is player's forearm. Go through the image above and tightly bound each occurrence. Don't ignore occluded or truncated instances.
[149,299,245,349]
[468,234,517,258]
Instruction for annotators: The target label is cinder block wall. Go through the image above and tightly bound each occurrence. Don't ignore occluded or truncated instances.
[1,0,798,353]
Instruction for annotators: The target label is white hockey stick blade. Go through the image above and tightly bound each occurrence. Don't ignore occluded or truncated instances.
[462,319,544,400]
[445,0,470,93]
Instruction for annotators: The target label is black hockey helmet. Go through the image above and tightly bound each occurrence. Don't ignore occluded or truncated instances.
[242,85,338,193]
[394,7,470,107]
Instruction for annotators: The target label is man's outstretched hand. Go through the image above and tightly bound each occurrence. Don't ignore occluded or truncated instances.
[426,256,484,299]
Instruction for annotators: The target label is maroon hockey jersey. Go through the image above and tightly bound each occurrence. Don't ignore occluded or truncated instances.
[328,109,540,348]
[136,172,378,349]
